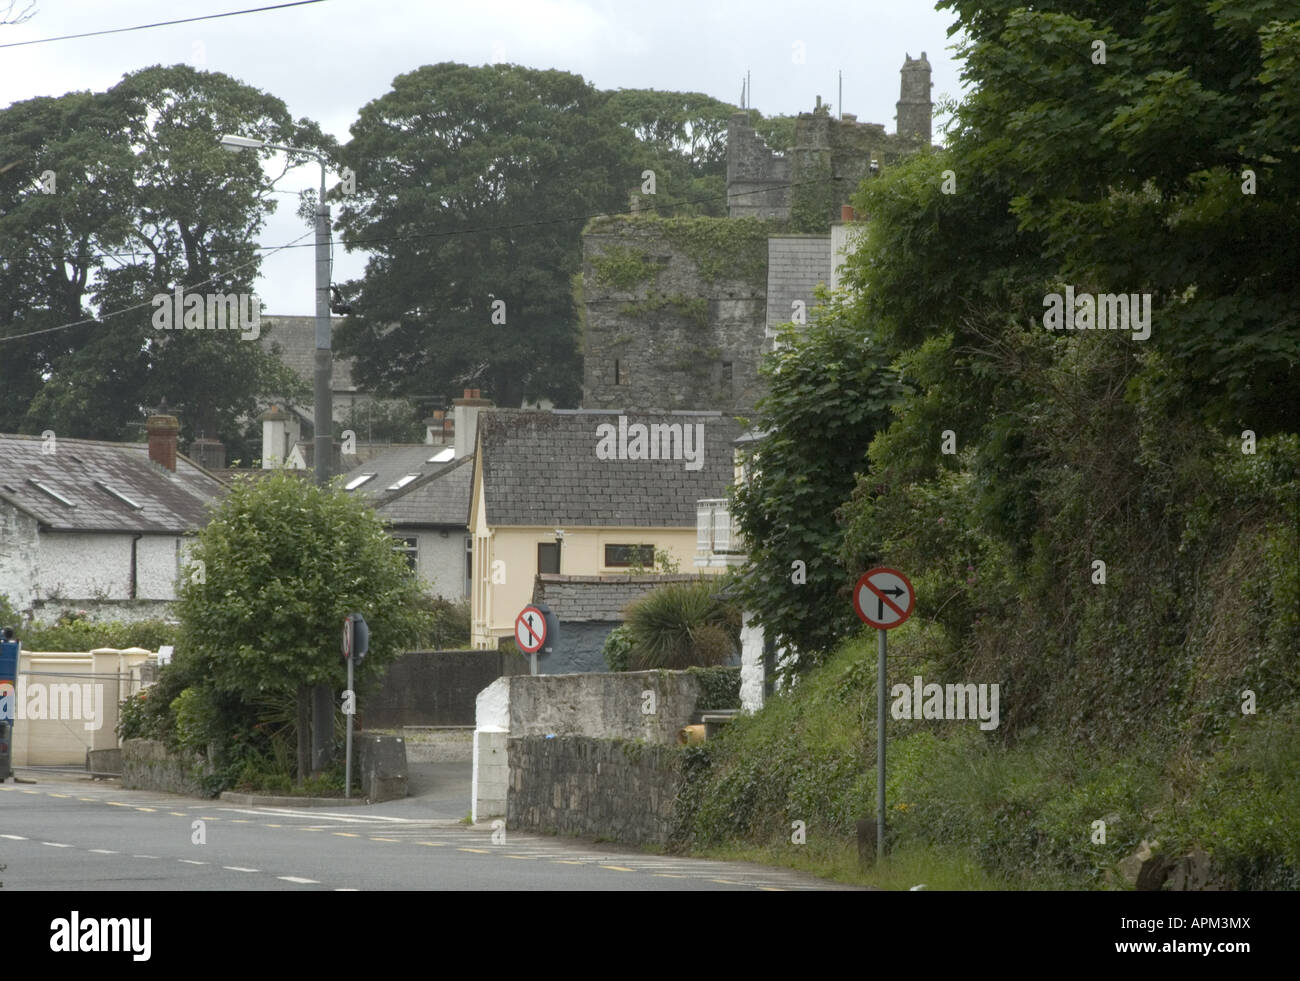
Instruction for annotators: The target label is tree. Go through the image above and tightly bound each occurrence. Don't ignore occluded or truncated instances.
[730,292,904,673]
[0,65,315,441]
[335,63,643,409]
[933,0,1300,433]
[174,470,429,783]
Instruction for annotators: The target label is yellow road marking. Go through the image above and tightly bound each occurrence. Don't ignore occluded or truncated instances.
[48,793,70,798]
[654,873,685,878]
[418,841,445,847]
[601,865,635,872]
[230,819,252,823]
[369,837,398,842]
[333,832,359,838]
[79,797,96,801]
[135,807,155,812]
[553,860,583,865]
[169,811,186,816]
[505,855,535,860]
[106,801,128,806]
[459,847,490,854]
[264,823,282,828]
[758,886,785,891]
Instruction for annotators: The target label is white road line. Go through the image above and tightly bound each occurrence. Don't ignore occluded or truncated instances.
[277,875,319,884]
[133,854,159,859]
[178,859,208,865]
[41,842,73,848]
[0,834,28,840]
[223,866,260,872]
[88,849,119,854]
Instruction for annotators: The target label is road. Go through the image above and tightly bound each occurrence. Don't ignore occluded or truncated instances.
[0,772,857,891]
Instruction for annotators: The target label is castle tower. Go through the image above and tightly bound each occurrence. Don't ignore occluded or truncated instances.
[896,51,932,145]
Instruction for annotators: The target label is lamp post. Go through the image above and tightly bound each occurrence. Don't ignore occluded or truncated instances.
[218,134,333,487]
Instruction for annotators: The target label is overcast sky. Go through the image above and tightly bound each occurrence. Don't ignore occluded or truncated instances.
[1,0,966,315]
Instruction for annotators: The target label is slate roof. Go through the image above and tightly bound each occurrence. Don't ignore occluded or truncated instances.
[766,236,832,336]
[258,315,356,391]
[477,409,739,527]
[0,434,225,533]
[338,445,471,527]
[533,573,707,622]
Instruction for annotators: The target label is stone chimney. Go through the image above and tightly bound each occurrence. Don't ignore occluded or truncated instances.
[424,409,453,446]
[146,414,180,472]
[259,403,300,469]
[188,437,226,471]
[452,388,492,460]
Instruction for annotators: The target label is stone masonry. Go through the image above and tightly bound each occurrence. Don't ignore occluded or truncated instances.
[507,735,683,846]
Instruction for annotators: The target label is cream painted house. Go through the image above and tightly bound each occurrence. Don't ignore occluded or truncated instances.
[468,409,740,649]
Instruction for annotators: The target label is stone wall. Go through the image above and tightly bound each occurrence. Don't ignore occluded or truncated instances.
[473,668,712,821]
[582,215,769,414]
[364,649,529,728]
[507,735,683,845]
[121,738,214,797]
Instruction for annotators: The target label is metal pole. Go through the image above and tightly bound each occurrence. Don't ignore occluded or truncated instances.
[309,159,335,773]
[877,627,887,858]
[530,651,537,676]
[313,159,332,486]
[344,655,353,798]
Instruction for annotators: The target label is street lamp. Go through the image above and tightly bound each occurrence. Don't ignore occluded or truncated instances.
[218,133,334,488]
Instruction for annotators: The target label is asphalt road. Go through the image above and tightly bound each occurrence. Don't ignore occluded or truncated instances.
[0,772,857,891]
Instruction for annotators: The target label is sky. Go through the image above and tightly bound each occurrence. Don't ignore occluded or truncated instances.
[0,0,967,316]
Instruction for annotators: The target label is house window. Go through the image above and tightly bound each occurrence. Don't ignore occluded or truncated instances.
[538,542,561,575]
[605,544,654,568]
[393,536,418,571]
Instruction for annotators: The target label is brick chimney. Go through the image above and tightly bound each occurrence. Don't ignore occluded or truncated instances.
[452,388,493,460]
[146,414,180,472]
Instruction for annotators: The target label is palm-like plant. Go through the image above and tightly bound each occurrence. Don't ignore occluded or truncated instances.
[623,579,740,670]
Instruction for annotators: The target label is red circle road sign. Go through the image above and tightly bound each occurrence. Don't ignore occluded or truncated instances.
[515,606,547,653]
[853,567,915,630]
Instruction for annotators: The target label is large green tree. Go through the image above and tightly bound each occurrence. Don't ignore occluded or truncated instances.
[0,65,314,441]
[334,63,643,408]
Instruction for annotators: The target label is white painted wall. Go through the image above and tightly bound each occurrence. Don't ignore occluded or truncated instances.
[38,533,182,602]
[410,530,469,601]
[0,505,41,609]
[740,610,765,713]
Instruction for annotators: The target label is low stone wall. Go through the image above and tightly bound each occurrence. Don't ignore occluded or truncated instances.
[507,735,682,846]
[121,738,214,797]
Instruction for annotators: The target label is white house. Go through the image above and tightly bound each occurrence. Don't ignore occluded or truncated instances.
[0,415,226,624]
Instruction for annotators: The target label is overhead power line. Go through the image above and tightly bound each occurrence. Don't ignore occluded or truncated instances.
[0,0,328,48]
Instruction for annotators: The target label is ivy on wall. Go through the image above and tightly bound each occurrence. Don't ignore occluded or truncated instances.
[589,244,662,290]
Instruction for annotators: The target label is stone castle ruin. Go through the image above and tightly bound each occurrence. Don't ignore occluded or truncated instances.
[581,53,934,414]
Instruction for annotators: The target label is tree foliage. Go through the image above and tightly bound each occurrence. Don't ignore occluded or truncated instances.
[0,65,315,441]
[175,470,428,700]
[729,293,904,671]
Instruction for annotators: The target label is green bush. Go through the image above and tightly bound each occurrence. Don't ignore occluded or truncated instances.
[602,624,634,671]
[623,579,740,670]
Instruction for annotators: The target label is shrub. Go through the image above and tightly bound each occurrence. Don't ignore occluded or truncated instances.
[623,579,740,670]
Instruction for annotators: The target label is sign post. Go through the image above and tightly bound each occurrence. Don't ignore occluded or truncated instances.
[514,605,547,675]
[341,613,368,798]
[852,567,915,859]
